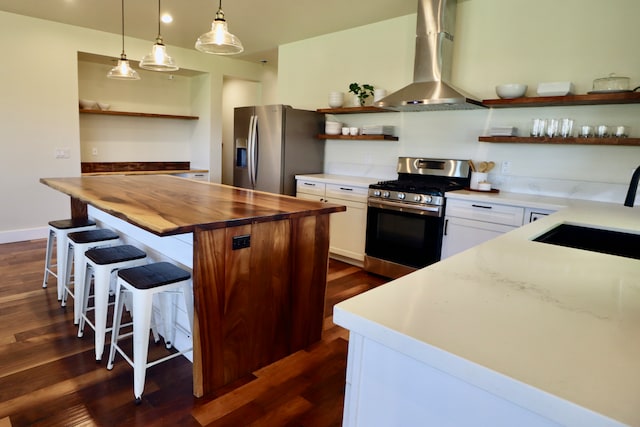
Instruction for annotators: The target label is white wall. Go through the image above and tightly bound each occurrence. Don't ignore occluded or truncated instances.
[278,0,640,201]
[78,60,199,163]
[0,10,266,243]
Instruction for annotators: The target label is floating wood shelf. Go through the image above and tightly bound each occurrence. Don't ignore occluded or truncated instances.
[478,136,640,146]
[316,106,393,114]
[482,91,640,108]
[79,109,199,120]
[317,134,399,141]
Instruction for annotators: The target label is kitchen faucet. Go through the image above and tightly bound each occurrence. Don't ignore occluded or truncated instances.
[624,165,640,207]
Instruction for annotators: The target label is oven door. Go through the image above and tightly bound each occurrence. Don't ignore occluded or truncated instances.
[365,202,444,275]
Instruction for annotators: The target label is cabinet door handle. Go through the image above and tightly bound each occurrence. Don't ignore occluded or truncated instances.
[471,204,493,209]
[339,187,354,191]
[303,182,316,186]
[444,219,449,236]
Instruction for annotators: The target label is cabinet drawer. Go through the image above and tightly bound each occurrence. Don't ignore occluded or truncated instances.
[296,180,326,197]
[445,199,524,227]
[325,183,368,202]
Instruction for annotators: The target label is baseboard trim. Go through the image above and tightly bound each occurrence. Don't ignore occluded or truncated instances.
[0,226,48,244]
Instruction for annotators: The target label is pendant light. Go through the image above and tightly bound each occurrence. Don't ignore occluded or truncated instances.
[107,0,140,80]
[140,0,179,71]
[195,0,244,55]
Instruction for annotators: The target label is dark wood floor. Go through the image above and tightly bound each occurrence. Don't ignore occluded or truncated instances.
[0,239,387,426]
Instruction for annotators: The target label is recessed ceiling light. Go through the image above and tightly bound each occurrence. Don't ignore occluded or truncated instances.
[161,13,173,24]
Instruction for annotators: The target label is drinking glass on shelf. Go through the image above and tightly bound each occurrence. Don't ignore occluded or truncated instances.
[579,125,593,138]
[596,125,610,138]
[546,119,559,137]
[530,118,546,137]
[560,118,574,138]
[614,125,630,138]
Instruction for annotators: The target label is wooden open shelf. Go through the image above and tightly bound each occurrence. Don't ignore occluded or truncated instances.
[316,106,392,114]
[479,136,640,146]
[79,109,199,120]
[317,134,398,141]
[482,91,640,108]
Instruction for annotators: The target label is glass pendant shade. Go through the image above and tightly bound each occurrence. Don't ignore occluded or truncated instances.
[107,54,141,80]
[140,0,178,71]
[140,37,179,71]
[195,6,243,55]
[107,0,140,80]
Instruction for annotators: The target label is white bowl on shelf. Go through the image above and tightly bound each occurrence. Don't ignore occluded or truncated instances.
[495,84,527,99]
[79,99,98,109]
[325,121,342,135]
[97,102,111,111]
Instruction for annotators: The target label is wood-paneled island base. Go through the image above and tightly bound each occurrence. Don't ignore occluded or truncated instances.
[40,175,346,397]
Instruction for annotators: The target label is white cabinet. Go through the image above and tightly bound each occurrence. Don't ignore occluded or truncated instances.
[441,199,525,259]
[296,178,369,266]
[173,172,209,181]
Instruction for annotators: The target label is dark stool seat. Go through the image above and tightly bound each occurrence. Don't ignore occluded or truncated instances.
[49,218,97,230]
[85,244,147,265]
[118,262,192,289]
[68,229,119,245]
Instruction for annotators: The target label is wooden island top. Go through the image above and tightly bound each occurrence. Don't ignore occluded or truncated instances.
[40,175,344,235]
[40,175,346,397]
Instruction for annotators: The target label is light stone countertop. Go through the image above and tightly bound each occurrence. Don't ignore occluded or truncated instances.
[334,198,640,426]
[295,173,382,188]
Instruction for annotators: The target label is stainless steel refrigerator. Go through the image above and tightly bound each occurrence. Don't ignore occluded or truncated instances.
[233,104,324,196]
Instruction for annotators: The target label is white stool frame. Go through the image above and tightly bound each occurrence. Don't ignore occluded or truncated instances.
[107,274,194,403]
[78,252,147,362]
[62,235,120,324]
[43,222,96,300]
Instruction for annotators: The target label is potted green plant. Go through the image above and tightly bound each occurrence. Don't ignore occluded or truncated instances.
[349,83,375,106]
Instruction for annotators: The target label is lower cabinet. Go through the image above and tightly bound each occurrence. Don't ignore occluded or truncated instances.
[441,198,525,259]
[297,179,368,266]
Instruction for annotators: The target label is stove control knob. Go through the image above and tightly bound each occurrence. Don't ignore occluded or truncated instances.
[373,190,381,197]
[424,195,433,203]
[397,192,406,200]
[382,191,390,198]
[413,195,422,202]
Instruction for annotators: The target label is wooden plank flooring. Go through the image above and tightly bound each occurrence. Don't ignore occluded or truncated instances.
[0,239,387,426]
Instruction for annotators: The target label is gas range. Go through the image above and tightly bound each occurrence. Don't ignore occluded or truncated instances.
[367,157,470,217]
[364,157,471,278]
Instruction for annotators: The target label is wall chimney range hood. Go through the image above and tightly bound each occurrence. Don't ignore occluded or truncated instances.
[375,0,484,111]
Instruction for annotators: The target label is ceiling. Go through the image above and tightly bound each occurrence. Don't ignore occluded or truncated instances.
[0,0,417,64]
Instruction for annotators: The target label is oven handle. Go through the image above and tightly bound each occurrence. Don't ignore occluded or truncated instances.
[368,199,442,217]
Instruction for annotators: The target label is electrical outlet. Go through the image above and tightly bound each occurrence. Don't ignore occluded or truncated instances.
[501,160,512,174]
[54,148,70,159]
[92,147,98,156]
[232,234,251,250]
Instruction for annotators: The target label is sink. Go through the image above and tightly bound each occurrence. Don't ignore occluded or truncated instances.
[533,223,640,260]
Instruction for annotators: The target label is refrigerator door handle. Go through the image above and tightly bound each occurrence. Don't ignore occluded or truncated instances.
[247,114,256,188]
[249,114,259,188]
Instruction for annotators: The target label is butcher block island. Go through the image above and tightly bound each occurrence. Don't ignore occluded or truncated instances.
[40,175,345,397]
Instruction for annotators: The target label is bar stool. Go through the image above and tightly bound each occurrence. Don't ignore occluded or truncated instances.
[43,218,97,300]
[107,262,194,404]
[77,245,148,362]
[63,229,120,324]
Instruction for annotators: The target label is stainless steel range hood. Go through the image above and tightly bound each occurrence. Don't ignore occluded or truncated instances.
[375,0,484,111]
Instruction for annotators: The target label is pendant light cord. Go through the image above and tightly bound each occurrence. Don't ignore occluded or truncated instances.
[120,0,125,56]
[157,0,161,39]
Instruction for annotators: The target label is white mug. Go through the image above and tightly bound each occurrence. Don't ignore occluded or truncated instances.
[349,127,359,136]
